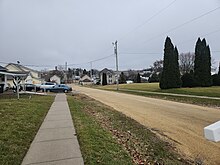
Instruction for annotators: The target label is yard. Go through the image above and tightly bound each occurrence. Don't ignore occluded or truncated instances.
[0,94,54,165]
[96,83,220,107]
[97,83,220,97]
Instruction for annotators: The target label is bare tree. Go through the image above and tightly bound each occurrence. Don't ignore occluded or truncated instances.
[179,52,195,74]
[150,60,163,73]
[179,52,216,74]
[57,65,64,71]
[211,58,217,73]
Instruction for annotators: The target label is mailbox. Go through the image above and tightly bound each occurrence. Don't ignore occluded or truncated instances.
[204,121,220,142]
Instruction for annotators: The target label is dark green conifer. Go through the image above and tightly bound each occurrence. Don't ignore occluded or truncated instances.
[194,38,212,86]
[160,37,181,89]
[102,73,107,85]
[136,73,141,83]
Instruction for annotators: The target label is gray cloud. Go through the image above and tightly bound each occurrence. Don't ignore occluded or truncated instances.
[0,0,220,70]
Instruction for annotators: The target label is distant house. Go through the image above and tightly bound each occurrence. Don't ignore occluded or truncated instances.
[50,75,61,84]
[79,75,92,85]
[0,66,8,90]
[5,63,43,86]
[100,68,116,85]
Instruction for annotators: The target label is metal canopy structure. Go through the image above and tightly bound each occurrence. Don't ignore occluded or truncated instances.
[0,71,27,76]
[0,71,27,99]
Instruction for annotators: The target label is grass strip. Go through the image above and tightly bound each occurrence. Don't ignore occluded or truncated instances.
[94,87,220,108]
[116,89,220,108]
[68,94,190,165]
[68,95,133,165]
[0,94,54,165]
[96,83,220,98]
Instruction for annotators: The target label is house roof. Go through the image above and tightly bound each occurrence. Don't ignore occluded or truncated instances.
[0,70,27,77]
[5,63,39,73]
[0,65,7,71]
[100,68,114,74]
[80,75,92,82]
[50,75,61,79]
[81,78,92,82]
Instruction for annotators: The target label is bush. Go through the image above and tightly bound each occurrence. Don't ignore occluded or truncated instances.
[181,73,196,87]
[212,74,220,86]
[149,73,160,83]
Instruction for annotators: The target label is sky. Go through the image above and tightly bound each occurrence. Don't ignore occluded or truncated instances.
[0,0,220,71]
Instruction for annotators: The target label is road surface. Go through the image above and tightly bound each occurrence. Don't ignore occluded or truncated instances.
[72,85,220,164]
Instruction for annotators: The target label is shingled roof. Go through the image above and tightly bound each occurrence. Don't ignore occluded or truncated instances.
[0,65,7,71]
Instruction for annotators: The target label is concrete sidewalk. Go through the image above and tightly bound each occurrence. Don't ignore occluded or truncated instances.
[22,93,84,165]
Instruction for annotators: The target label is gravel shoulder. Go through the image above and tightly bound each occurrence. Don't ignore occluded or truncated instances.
[72,85,220,164]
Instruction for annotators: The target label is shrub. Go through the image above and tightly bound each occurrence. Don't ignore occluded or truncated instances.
[212,74,220,86]
[181,72,196,87]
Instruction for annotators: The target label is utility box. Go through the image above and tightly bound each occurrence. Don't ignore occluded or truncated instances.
[204,121,220,142]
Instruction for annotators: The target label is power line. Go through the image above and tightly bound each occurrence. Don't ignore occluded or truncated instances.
[67,54,114,67]
[143,6,220,44]
[90,54,114,63]
[119,52,160,55]
[119,50,219,56]
[0,53,114,69]
[177,28,220,45]
[118,0,178,41]
[65,0,177,69]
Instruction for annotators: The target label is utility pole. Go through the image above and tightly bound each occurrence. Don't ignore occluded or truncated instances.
[90,62,93,79]
[113,40,119,91]
[65,62,67,84]
[65,62,67,71]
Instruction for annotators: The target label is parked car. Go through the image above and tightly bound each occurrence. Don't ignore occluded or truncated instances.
[22,83,41,91]
[48,84,72,93]
[40,82,56,92]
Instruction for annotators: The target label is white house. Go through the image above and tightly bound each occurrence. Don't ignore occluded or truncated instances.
[0,65,27,91]
[50,75,61,84]
[100,68,116,85]
[79,75,92,85]
[5,63,43,86]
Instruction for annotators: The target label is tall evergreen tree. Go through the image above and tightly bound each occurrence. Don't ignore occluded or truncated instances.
[119,72,126,84]
[174,47,182,87]
[194,38,202,86]
[102,73,107,85]
[136,73,141,83]
[194,38,212,87]
[159,37,181,89]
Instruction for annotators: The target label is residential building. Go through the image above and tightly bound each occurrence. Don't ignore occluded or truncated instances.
[50,75,61,84]
[5,63,43,86]
[79,75,92,85]
[0,65,27,91]
[100,68,116,85]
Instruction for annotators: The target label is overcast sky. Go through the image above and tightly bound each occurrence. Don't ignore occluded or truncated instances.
[0,0,220,71]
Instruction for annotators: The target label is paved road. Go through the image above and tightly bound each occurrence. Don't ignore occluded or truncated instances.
[73,85,220,165]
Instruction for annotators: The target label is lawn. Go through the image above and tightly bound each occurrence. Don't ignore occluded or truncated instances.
[68,94,189,165]
[95,83,220,107]
[0,94,54,165]
[97,83,220,97]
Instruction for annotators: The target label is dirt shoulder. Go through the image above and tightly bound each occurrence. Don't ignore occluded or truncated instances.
[72,85,220,165]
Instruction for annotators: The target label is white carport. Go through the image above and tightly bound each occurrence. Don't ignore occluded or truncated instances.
[0,71,27,99]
